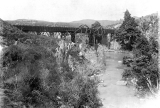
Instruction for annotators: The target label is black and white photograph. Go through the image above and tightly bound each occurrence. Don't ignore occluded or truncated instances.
[0,0,159,108]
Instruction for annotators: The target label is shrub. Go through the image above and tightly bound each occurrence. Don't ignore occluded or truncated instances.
[122,56,133,67]
[58,74,102,108]
[122,69,133,81]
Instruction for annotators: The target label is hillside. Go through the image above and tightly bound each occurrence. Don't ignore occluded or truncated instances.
[105,13,158,29]
[1,19,45,46]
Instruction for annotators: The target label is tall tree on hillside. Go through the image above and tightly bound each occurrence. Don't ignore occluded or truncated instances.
[115,10,141,50]
[91,21,101,29]
[90,21,102,49]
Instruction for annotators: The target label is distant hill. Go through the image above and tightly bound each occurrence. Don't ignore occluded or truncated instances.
[105,19,123,29]
[71,19,121,27]
[6,19,71,27]
[6,13,156,29]
[6,19,122,28]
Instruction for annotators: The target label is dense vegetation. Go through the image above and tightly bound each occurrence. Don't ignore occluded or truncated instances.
[115,10,159,96]
[0,20,102,108]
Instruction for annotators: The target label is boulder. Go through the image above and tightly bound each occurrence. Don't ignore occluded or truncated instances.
[116,80,127,86]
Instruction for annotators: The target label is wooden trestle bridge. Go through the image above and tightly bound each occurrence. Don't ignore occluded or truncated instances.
[11,23,115,46]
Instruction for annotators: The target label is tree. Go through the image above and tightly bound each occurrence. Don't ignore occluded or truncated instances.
[88,21,102,46]
[91,21,101,29]
[124,10,131,21]
[115,10,140,50]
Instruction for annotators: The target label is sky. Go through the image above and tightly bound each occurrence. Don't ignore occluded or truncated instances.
[0,0,159,22]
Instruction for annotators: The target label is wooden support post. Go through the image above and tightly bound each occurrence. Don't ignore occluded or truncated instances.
[89,33,93,46]
[93,34,95,47]
[71,33,75,43]
[108,33,111,49]
[36,32,41,35]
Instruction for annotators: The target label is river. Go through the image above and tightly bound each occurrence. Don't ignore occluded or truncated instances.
[98,51,145,108]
